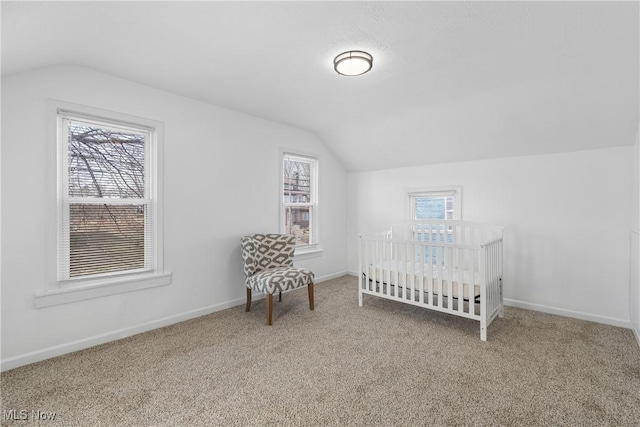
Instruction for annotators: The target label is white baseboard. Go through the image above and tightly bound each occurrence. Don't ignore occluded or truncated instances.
[1,271,349,372]
[504,298,631,329]
[315,270,349,283]
[633,324,640,349]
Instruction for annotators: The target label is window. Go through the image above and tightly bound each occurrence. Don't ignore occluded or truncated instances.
[407,187,461,264]
[408,187,461,221]
[282,153,317,248]
[38,103,169,308]
[56,110,163,285]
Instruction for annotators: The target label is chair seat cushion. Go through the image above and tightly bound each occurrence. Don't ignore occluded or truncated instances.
[247,266,314,294]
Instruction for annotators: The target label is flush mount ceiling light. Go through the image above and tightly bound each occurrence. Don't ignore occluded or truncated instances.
[334,50,373,76]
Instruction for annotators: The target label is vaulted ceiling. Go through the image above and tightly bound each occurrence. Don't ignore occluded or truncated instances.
[3,1,638,171]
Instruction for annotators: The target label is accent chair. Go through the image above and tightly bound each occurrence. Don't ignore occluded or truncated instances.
[240,234,314,325]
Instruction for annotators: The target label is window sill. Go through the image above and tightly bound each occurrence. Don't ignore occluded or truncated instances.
[34,272,172,308]
[294,246,323,260]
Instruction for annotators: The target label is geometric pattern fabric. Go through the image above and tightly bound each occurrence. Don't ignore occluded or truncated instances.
[240,234,314,294]
[247,266,314,294]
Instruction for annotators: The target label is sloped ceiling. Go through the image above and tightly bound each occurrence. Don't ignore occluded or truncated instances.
[2,1,638,171]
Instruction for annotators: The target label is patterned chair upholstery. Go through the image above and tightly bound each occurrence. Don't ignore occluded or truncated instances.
[240,234,314,325]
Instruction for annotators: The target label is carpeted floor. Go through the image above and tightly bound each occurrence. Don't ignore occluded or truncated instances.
[2,275,639,426]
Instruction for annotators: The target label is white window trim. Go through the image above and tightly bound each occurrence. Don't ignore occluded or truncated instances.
[279,149,322,258]
[39,100,171,308]
[406,186,462,221]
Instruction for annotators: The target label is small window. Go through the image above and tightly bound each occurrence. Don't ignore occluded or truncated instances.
[408,187,461,221]
[57,110,159,283]
[407,187,461,263]
[281,153,317,247]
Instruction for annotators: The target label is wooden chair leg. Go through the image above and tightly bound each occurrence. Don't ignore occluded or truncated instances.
[245,288,252,312]
[279,291,282,302]
[308,283,314,311]
[266,294,273,326]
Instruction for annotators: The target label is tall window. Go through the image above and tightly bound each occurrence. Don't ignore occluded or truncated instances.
[57,111,157,283]
[282,153,317,247]
[408,187,461,221]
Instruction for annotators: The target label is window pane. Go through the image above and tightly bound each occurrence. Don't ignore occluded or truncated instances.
[69,204,146,277]
[284,206,311,245]
[68,120,145,198]
[415,196,447,220]
[283,158,311,203]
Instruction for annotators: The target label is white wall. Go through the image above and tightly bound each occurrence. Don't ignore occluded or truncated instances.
[1,66,348,369]
[631,129,640,345]
[347,148,633,325]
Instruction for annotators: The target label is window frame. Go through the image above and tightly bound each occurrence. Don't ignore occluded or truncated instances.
[38,101,170,308]
[58,112,154,284]
[280,151,320,255]
[407,186,462,221]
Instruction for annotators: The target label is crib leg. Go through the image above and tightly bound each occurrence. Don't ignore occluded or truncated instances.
[358,289,363,307]
[480,320,487,341]
[498,278,505,318]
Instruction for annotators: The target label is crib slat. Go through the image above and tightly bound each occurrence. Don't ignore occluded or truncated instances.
[446,245,453,310]
[365,238,370,291]
[419,240,425,304]
[493,243,499,312]
[495,243,500,311]
[395,239,400,299]
[458,247,464,314]
[389,242,398,296]
[397,243,402,299]
[492,244,497,311]
[368,238,372,292]
[426,243,432,306]
[371,238,376,293]
[413,243,419,302]
[494,244,498,310]
[436,244,443,309]
[407,242,412,301]
[383,239,387,294]
[490,245,495,315]
[479,242,487,340]
[470,243,476,316]
[363,238,368,291]
[363,238,367,292]
[390,238,394,297]
[412,242,416,301]
[374,239,379,293]
[398,242,403,299]
[404,242,409,300]
[405,242,410,300]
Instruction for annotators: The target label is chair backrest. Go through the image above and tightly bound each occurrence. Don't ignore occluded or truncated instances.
[240,234,296,278]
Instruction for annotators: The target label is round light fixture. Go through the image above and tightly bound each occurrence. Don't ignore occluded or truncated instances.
[334,50,373,76]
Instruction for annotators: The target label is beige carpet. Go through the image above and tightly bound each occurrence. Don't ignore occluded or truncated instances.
[2,275,639,426]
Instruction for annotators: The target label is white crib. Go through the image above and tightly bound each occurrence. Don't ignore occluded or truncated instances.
[358,221,504,341]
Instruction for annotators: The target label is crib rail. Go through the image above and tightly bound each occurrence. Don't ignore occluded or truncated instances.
[390,220,503,248]
[357,221,504,341]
